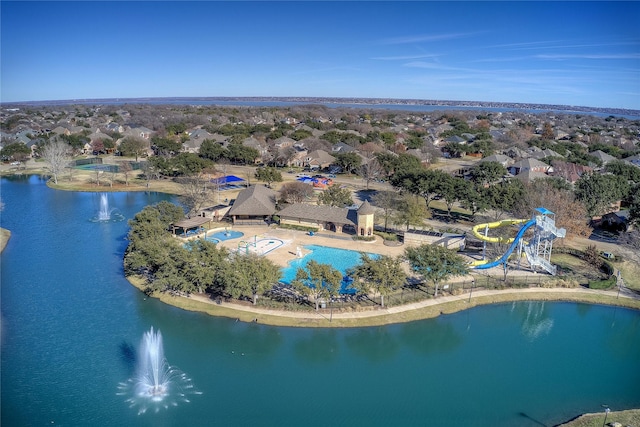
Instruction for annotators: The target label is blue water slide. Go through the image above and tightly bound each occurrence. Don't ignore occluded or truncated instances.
[473,219,536,270]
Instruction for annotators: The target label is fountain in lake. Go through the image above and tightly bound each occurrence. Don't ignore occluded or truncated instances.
[117,327,200,414]
[92,193,124,222]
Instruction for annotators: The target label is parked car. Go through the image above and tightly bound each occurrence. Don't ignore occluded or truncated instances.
[10,161,20,165]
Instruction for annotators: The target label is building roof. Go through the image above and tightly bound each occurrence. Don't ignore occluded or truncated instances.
[357,200,376,215]
[307,149,336,166]
[227,185,277,216]
[278,203,358,225]
[172,217,211,229]
[479,154,513,167]
[510,157,549,171]
[589,150,617,164]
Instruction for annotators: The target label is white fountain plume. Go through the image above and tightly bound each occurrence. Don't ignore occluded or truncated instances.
[117,327,201,414]
[98,193,112,221]
[136,327,170,400]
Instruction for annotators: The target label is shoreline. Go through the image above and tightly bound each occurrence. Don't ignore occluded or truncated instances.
[128,275,640,328]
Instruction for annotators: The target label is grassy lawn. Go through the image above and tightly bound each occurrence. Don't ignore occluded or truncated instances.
[612,258,640,291]
[557,409,640,427]
[551,253,608,284]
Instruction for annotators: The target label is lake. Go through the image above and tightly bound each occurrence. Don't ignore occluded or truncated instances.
[1,175,639,426]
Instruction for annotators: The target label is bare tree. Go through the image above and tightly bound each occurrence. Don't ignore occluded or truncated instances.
[178,173,211,216]
[358,158,384,190]
[41,140,72,184]
[119,161,133,186]
[279,182,315,204]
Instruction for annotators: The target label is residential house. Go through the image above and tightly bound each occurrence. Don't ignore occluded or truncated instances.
[183,129,215,153]
[530,148,563,160]
[242,136,270,164]
[513,169,550,183]
[549,160,592,184]
[508,158,552,176]
[623,154,640,168]
[479,154,514,168]
[305,149,336,170]
[105,122,125,134]
[124,126,153,140]
[589,150,617,167]
[272,136,296,150]
[331,142,357,155]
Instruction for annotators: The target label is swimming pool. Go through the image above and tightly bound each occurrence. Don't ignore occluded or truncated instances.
[280,245,379,294]
[204,229,244,244]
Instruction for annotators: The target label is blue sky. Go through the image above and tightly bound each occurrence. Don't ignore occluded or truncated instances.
[1,1,639,109]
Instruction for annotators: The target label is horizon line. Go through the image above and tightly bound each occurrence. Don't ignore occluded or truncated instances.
[1,96,638,114]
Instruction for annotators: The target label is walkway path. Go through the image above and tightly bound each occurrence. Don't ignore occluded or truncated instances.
[188,286,640,322]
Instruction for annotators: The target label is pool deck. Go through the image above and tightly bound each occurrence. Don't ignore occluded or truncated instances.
[215,224,407,268]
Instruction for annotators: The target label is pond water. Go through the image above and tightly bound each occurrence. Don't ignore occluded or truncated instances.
[1,175,639,426]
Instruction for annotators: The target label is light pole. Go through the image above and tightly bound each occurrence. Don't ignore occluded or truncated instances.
[468,279,475,303]
[602,405,610,427]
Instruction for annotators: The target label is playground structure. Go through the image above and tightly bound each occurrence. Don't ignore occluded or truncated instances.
[470,207,566,275]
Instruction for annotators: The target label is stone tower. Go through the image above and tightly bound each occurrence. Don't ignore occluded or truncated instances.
[356,200,376,236]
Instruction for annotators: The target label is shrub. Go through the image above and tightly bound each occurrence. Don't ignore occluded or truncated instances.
[588,276,617,289]
[374,231,398,241]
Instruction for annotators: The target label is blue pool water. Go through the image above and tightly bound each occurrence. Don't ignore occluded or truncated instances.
[280,245,379,294]
[204,229,243,244]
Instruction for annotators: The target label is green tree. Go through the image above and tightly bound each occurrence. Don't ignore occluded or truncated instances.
[380,132,397,146]
[320,130,342,144]
[0,142,31,163]
[484,180,525,220]
[405,244,468,297]
[199,139,227,161]
[391,169,450,214]
[172,152,212,176]
[292,260,342,311]
[372,190,400,231]
[225,254,281,304]
[350,254,406,307]
[124,201,185,283]
[254,166,282,188]
[435,175,466,217]
[575,172,630,217]
[152,136,182,156]
[459,181,488,219]
[444,141,466,158]
[119,137,148,161]
[334,152,362,174]
[317,185,353,207]
[605,160,640,184]
[393,194,427,230]
[226,143,259,165]
[628,184,640,227]
[290,129,312,141]
[470,161,506,186]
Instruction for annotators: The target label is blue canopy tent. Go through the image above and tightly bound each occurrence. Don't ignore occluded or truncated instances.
[211,175,246,190]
